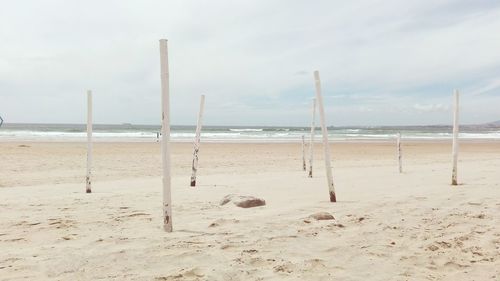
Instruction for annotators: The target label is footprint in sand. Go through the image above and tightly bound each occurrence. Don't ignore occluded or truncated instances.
[273,261,295,273]
[208,218,240,228]
[61,234,78,241]
[12,221,42,227]
[125,212,150,217]
[5,237,27,242]
[167,267,205,280]
[443,261,470,269]
[48,219,77,229]
[113,212,151,222]
[303,258,326,270]
[467,202,482,206]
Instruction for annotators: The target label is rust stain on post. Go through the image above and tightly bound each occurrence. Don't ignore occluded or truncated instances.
[163,204,172,231]
[190,95,205,187]
[190,147,199,186]
[85,176,91,193]
[329,191,337,202]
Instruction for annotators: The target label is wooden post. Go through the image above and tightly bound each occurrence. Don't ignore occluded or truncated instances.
[159,39,172,232]
[314,71,336,202]
[397,132,402,173]
[86,90,92,193]
[190,94,205,187]
[451,90,459,186]
[301,135,306,171]
[308,98,316,178]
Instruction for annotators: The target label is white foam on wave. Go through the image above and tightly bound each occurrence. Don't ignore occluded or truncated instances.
[2,129,500,142]
[229,128,264,132]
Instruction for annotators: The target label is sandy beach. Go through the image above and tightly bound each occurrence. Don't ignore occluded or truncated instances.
[1,140,499,280]
[3,0,500,280]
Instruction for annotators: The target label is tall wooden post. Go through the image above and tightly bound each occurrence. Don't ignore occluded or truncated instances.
[397,132,402,173]
[314,71,336,202]
[159,39,172,232]
[451,90,459,186]
[301,135,306,171]
[190,94,205,187]
[86,90,92,193]
[308,98,316,178]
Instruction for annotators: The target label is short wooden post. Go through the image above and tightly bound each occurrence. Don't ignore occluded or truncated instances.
[313,71,336,202]
[86,90,92,193]
[159,39,172,232]
[308,98,316,178]
[190,94,205,187]
[301,135,306,171]
[451,90,459,185]
[397,132,402,173]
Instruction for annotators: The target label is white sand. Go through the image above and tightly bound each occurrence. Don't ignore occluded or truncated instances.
[1,141,499,280]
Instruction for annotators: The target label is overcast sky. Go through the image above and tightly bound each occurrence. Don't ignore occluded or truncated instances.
[1,0,500,126]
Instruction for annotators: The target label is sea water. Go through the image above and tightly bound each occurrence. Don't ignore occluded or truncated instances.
[1,123,499,142]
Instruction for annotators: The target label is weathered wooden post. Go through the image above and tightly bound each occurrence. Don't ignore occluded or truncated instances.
[313,71,336,202]
[190,94,205,187]
[308,98,316,178]
[159,39,172,232]
[301,135,306,171]
[397,132,402,173]
[86,90,92,193]
[451,90,459,186]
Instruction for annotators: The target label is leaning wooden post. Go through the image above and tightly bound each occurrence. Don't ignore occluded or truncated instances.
[190,94,205,187]
[314,71,336,202]
[308,98,316,178]
[397,132,402,173]
[86,90,92,193]
[451,90,460,186]
[159,39,172,232]
[301,135,306,171]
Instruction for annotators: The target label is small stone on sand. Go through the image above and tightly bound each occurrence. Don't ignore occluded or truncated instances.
[220,195,266,208]
[309,212,335,220]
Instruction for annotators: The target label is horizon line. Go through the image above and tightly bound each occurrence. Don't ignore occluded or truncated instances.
[1,121,499,128]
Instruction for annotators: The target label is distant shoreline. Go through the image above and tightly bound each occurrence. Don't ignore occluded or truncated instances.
[1,138,499,144]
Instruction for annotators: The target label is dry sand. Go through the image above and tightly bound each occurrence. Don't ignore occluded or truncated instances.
[1,141,499,280]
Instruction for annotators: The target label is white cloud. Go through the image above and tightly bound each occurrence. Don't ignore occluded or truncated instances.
[0,0,500,125]
[413,103,450,112]
[468,78,500,96]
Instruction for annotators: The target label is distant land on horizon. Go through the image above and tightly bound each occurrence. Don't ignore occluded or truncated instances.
[1,120,500,129]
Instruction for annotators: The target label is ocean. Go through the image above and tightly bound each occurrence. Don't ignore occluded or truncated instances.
[1,123,500,142]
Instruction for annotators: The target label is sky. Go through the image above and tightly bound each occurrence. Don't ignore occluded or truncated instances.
[1,0,500,126]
